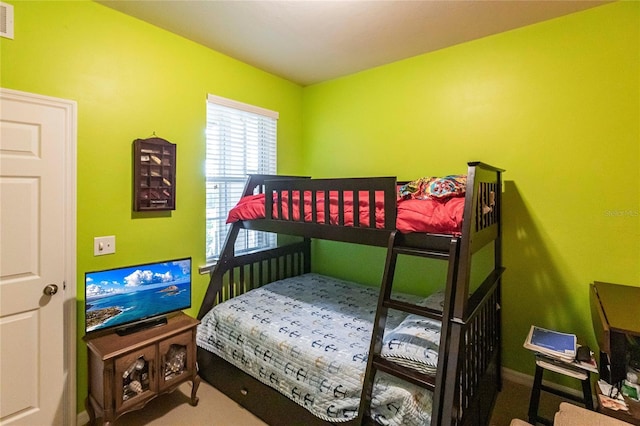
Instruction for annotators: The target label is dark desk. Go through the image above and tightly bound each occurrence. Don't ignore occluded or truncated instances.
[590,281,640,425]
[590,281,640,383]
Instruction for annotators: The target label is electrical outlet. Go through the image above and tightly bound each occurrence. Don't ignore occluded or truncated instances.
[94,236,116,256]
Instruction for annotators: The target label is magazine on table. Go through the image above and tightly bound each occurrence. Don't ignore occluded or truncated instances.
[535,356,589,380]
[523,325,577,362]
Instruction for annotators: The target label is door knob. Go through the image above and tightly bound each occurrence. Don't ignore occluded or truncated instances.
[43,284,58,296]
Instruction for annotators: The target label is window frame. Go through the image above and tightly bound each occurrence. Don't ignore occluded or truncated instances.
[204,94,278,270]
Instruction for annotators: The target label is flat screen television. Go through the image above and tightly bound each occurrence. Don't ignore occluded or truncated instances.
[85,257,191,336]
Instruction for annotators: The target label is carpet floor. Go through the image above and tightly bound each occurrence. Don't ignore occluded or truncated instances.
[86,377,574,426]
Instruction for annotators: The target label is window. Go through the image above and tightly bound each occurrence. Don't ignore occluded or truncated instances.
[205,94,278,263]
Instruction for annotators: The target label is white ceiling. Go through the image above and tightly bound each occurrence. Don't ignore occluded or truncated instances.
[98,0,610,86]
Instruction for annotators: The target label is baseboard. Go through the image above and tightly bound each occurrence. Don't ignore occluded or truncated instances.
[502,366,535,386]
[502,366,597,405]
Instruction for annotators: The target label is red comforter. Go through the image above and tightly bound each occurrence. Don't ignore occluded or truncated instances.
[226,191,465,235]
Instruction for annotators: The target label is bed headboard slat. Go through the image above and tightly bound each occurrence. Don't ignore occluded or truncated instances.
[197,239,312,319]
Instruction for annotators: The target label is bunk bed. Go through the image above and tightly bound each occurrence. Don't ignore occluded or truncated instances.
[196,161,505,426]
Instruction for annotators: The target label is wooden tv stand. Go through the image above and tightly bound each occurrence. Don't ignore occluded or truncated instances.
[84,312,200,426]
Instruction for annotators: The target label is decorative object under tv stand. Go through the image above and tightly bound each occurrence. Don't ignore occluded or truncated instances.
[84,312,200,426]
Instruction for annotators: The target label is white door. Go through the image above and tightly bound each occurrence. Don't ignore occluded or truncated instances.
[0,89,76,426]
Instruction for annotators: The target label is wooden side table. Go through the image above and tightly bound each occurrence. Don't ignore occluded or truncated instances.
[84,312,200,425]
[528,355,594,425]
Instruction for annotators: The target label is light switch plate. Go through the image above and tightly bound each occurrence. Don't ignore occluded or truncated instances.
[94,236,116,256]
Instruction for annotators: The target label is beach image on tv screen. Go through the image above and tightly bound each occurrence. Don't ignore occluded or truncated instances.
[85,258,191,332]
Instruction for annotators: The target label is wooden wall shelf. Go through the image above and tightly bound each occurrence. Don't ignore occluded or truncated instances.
[133,137,176,211]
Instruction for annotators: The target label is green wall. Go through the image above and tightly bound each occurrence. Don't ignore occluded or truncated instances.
[1,0,638,417]
[0,0,303,412]
[302,1,639,380]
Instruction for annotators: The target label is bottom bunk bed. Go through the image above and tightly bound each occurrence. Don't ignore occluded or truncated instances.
[197,272,444,425]
[196,242,502,426]
[196,162,504,425]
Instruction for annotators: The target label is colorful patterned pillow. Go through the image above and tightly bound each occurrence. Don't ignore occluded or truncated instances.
[398,175,467,200]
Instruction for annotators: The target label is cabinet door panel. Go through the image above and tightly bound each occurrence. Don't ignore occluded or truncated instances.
[159,331,193,391]
[115,345,157,411]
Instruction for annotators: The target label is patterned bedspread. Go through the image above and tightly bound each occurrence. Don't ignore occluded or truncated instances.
[196,273,443,425]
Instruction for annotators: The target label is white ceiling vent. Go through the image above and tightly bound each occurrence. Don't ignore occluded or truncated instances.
[1,2,14,40]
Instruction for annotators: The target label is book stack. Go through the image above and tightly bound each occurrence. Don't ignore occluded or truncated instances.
[523,325,597,379]
[524,325,577,362]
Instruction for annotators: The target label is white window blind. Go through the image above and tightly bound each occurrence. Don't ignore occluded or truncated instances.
[206,94,278,262]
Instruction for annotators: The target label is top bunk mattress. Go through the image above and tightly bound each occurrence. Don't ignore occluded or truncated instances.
[196,273,445,425]
[226,175,468,235]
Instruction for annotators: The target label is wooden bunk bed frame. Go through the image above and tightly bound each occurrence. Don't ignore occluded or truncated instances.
[197,161,505,426]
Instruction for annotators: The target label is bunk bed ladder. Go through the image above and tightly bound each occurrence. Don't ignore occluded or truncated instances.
[358,231,461,426]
